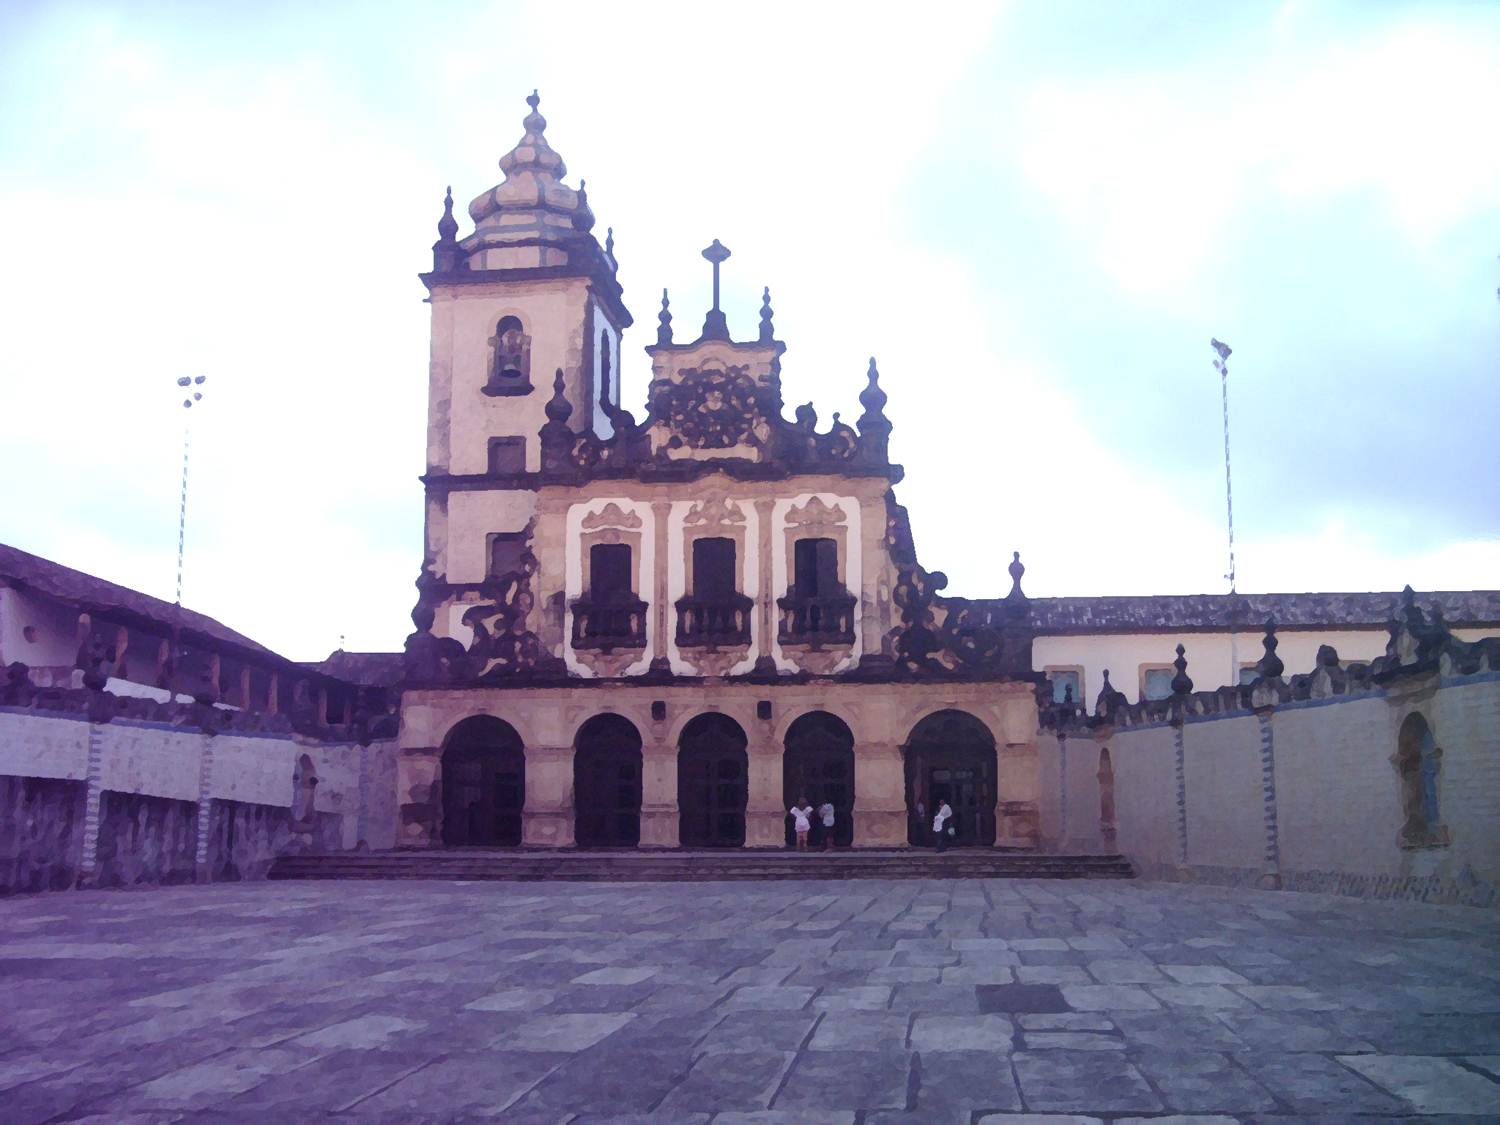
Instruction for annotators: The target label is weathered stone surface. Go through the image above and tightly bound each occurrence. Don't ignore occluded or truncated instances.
[0,878,1496,1119]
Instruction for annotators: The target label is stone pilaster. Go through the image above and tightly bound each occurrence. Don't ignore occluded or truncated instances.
[639,746,679,848]
[744,741,785,848]
[996,741,1040,849]
[77,721,106,884]
[1252,678,1283,889]
[1171,714,1191,873]
[398,746,442,847]
[194,734,215,881]
[523,744,575,847]
[853,741,907,847]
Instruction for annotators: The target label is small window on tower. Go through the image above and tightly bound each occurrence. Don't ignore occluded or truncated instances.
[488,437,526,475]
[484,316,533,396]
[489,532,528,579]
[590,543,633,602]
[599,332,613,408]
[693,537,737,599]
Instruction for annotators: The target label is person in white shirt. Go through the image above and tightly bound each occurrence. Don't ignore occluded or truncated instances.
[817,801,836,850]
[933,799,954,852]
[789,797,814,850]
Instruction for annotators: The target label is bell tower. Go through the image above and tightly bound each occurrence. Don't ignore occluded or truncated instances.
[421,92,632,601]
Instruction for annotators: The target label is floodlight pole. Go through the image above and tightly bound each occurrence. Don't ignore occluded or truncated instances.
[1211,339,1236,684]
[174,376,207,605]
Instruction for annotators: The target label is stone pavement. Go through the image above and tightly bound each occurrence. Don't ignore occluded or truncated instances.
[2,879,1499,1122]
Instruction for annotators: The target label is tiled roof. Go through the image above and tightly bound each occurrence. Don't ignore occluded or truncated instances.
[1025,590,1500,634]
[302,650,405,687]
[0,541,281,658]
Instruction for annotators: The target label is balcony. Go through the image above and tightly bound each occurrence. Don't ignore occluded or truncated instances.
[777,590,858,648]
[675,593,754,648]
[570,596,649,652]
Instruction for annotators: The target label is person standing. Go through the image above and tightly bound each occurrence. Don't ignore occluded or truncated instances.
[789,797,814,851]
[818,800,836,850]
[933,799,954,852]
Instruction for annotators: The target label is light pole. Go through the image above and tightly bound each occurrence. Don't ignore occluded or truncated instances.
[175,375,206,605]
[1211,338,1236,684]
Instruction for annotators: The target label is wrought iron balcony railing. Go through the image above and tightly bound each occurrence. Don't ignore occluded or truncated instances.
[570,595,649,652]
[777,590,857,647]
[674,593,754,648]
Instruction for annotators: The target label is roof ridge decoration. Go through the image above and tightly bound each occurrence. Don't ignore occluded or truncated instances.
[1038,590,1500,731]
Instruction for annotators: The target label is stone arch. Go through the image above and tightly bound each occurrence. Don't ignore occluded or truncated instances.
[783,711,855,847]
[902,709,997,847]
[573,713,644,848]
[664,703,756,748]
[771,702,865,746]
[1395,711,1446,848]
[678,712,749,848]
[440,715,525,847]
[487,314,532,393]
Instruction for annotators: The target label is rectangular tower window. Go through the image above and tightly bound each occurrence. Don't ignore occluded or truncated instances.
[692,537,737,599]
[489,532,527,579]
[488,437,526,475]
[793,537,839,596]
[590,543,633,601]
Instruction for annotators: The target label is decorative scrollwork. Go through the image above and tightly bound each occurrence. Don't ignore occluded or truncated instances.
[654,366,766,451]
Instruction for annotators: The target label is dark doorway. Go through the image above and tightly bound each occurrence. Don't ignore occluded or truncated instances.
[678,713,748,847]
[903,710,997,847]
[693,537,738,598]
[783,711,855,847]
[574,714,643,847]
[441,716,525,846]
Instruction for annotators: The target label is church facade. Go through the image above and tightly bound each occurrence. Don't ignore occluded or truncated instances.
[397,94,1043,852]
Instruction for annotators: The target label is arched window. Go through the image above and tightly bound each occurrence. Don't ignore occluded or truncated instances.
[1396,712,1448,849]
[485,316,532,395]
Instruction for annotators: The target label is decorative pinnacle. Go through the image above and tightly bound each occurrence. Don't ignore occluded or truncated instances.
[759,286,774,342]
[657,287,673,346]
[605,226,615,259]
[436,185,458,242]
[543,368,572,424]
[1007,551,1025,597]
[701,238,731,341]
[1170,643,1194,696]
[1255,617,1284,680]
[859,357,888,414]
[572,178,594,233]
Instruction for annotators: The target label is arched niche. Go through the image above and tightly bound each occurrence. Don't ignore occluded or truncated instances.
[574,713,644,848]
[441,715,525,846]
[782,711,855,847]
[1396,712,1447,849]
[903,709,997,847]
[678,712,749,848]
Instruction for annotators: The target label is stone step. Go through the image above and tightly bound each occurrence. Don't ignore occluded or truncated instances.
[268,850,1134,883]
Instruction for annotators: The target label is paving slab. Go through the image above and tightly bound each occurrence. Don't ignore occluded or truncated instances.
[0,877,1496,1118]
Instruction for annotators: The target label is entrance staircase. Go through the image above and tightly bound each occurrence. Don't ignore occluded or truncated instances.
[268,848,1134,883]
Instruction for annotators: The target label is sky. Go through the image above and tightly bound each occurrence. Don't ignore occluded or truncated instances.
[1,0,1496,661]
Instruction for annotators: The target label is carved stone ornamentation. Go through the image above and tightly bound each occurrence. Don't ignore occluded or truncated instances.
[581,502,643,532]
[651,366,768,454]
[683,496,747,529]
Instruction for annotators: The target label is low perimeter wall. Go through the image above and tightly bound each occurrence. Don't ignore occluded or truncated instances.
[1037,666,1500,907]
[0,697,397,895]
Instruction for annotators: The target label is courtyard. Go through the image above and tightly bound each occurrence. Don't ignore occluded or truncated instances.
[1,879,1498,1121]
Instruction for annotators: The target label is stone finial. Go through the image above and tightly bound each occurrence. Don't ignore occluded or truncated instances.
[759,286,775,342]
[572,179,595,233]
[701,238,732,340]
[854,357,892,466]
[543,368,573,424]
[657,288,673,345]
[1255,617,1284,680]
[2,661,35,707]
[1170,643,1194,696]
[605,226,615,260]
[1007,552,1026,599]
[860,357,888,415]
[1316,644,1340,668]
[431,185,460,272]
[1094,668,1126,720]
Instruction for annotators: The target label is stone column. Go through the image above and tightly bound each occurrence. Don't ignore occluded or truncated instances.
[754,497,777,672]
[397,746,442,847]
[523,744,575,847]
[650,500,672,673]
[77,721,107,885]
[194,731,216,881]
[744,740,785,848]
[639,745,679,848]
[853,741,907,847]
[1251,680,1282,889]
